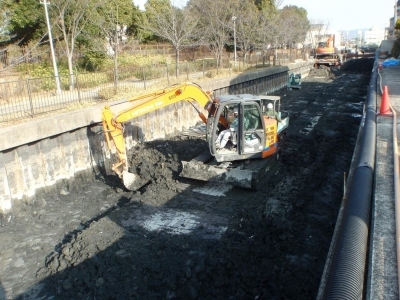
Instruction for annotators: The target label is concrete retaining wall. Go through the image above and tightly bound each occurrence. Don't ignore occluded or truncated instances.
[0,62,312,223]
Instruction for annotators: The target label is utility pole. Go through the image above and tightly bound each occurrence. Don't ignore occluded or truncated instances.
[113,3,119,94]
[232,16,237,67]
[40,0,61,94]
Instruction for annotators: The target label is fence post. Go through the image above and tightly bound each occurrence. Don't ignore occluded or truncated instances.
[202,59,205,78]
[75,73,82,103]
[26,78,34,118]
[186,61,189,80]
[4,81,9,102]
[142,66,146,90]
[166,63,170,85]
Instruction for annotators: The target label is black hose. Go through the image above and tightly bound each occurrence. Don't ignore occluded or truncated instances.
[322,62,377,299]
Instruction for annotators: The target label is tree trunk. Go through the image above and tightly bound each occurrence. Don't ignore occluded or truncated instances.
[67,54,75,91]
[113,46,118,95]
[175,48,180,77]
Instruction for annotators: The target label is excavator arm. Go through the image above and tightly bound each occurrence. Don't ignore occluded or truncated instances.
[101,82,215,190]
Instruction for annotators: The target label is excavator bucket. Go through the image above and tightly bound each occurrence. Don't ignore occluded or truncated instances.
[122,171,149,191]
[180,150,281,190]
[181,160,254,189]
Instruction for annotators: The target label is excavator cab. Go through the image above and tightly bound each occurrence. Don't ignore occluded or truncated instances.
[181,93,289,190]
[207,95,267,162]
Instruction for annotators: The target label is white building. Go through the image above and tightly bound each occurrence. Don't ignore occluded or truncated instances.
[363,26,385,46]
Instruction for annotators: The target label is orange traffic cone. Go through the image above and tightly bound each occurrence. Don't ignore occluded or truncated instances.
[380,85,392,115]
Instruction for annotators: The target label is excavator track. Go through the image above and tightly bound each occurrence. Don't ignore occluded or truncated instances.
[180,150,281,190]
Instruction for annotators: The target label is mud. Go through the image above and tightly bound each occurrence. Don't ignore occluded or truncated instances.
[0,58,374,300]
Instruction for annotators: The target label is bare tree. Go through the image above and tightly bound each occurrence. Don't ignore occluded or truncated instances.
[258,10,286,63]
[188,0,232,73]
[95,0,133,92]
[50,0,106,90]
[230,0,261,64]
[278,6,309,60]
[143,0,201,76]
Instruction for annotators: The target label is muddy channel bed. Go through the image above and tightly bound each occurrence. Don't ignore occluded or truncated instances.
[0,58,374,300]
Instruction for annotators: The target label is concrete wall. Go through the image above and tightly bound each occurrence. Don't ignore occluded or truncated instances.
[0,62,312,224]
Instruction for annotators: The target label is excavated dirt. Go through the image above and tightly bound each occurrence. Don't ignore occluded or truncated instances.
[0,58,374,300]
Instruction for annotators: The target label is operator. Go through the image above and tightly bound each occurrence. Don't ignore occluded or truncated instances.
[265,103,281,121]
[215,108,239,149]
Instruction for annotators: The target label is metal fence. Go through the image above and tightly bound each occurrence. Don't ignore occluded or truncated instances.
[0,53,302,123]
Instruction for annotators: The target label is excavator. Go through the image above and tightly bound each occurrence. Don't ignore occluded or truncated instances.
[101,82,289,190]
[316,34,335,55]
[314,34,341,68]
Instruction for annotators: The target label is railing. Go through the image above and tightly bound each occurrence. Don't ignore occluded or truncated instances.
[0,53,303,123]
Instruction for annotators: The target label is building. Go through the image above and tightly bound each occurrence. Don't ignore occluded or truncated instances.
[363,26,386,46]
[387,0,400,40]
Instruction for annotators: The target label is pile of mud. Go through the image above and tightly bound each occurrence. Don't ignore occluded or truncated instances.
[340,58,375,73]
[126,136,207,203]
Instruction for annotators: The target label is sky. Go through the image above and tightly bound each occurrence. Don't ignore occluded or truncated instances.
[133,0,395,32]
[281,0,395,31]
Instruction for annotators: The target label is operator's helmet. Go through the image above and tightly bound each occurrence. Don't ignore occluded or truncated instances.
[233,107,238,114]
[267,103,273,109]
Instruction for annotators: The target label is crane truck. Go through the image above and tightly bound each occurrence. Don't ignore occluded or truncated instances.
[101,82,289,190]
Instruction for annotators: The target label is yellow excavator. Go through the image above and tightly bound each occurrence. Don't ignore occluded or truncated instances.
[102,82,289,190]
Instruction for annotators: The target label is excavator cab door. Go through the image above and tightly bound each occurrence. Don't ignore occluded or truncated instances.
[239,103,266,155]
[207,102,241,157]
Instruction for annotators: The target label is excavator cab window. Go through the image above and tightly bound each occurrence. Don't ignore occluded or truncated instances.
[244,106,262,131]
[209,103,241,153]
[241,103,264,152]
[215,105,237,134]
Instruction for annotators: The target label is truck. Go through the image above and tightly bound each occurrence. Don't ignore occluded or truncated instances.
[101,82,289,190]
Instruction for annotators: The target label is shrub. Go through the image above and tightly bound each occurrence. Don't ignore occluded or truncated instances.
[79,51,111,71]
[392,39,400,59]
[133,64,168,80]
[118,54,172,67]
[118,67,141,80]
[205,70,215,78]
[98,85,135,100]
[77,72,110,88]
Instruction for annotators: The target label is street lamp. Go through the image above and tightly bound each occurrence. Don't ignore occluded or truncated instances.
[40,0,61,94]
[232,16,237,67]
